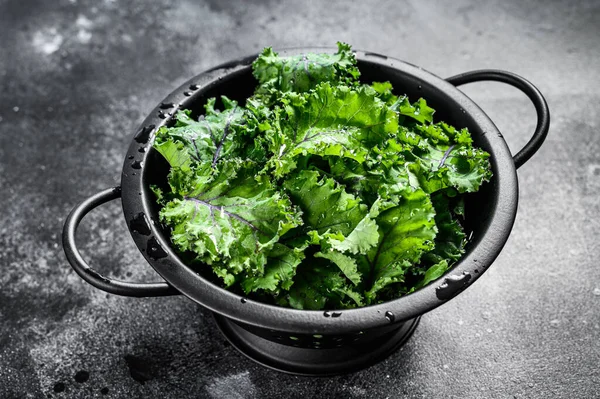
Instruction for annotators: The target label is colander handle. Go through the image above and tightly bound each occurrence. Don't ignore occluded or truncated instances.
[446,69,550,169]
[62,187,179,297]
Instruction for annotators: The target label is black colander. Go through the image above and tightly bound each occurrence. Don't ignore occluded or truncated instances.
[63,48,549,376]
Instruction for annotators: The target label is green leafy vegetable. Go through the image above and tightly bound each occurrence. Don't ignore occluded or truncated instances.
[362,189,436,302]
[264,83,397,177]
[152,42,492,309]
[253,42,360,98]
[156,160,301,287]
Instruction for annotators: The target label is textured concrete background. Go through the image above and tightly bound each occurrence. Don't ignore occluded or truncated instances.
[1,0,599,398]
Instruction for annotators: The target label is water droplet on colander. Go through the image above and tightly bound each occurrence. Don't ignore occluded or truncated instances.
[128,155,134,160]
[159,102,175,109]
[240,298,247,304]
[323,311,331,317]
[130,212,151,236]
[331,312,342,318]
[146,237,168,260]
[218,76,223,81]
[436,272,472,300]
[158,110,167,119]
[385,311,395,322]
[134,124,155,144]
[131,160,143,169]
[183,91,192,96]
[138,147,146,153]
[417,85,422,90]
[189,84,200,90]
[84,268,110,283]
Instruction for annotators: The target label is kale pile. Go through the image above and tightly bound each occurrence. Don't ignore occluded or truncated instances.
[152,43,491,310]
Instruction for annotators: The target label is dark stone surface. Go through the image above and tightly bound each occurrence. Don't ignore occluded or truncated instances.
[1,0,599,398]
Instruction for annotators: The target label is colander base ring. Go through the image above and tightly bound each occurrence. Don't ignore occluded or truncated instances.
[213,313,420,376]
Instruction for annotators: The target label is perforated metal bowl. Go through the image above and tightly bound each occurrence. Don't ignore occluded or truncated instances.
[63,48,549,375]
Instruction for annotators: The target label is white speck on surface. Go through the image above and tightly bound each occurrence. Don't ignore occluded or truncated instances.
[347,385,367,396]
[593,287,600,296]
[77,29,92,44]
[75,14,93,29]
[443,364,449,369]
[35,258,48,271]
[550,319,560,327]
[13,106,19,112]
[32,28,63,55]
[205,371,256,399]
